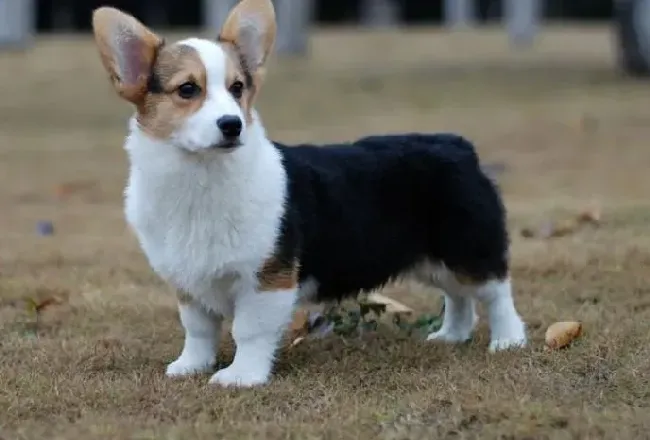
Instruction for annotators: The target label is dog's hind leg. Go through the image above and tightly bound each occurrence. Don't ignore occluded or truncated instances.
[412,262,477,344]
[473,276,527,352]
[414,262,526,351]
[426,292,477,343]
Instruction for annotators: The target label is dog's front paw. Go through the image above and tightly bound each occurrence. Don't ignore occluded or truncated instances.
[165,356,214,377]
[208,365,269,387]
[488,336,527,353]
[426,328,472,344]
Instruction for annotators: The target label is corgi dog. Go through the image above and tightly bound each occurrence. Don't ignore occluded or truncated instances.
[91,0,527,388]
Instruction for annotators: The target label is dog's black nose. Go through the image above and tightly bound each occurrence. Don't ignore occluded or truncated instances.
[216,115,242,138]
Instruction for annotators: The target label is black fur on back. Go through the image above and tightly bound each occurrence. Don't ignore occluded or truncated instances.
[273,133,509,303]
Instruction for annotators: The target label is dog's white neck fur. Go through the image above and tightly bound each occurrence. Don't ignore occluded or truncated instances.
[123,80,286,318]
[117,36,300,387]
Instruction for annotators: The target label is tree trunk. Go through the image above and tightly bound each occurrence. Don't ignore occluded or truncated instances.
[614,0,650,76]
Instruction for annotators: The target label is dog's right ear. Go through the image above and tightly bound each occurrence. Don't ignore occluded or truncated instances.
[92,7,163,104]
[219,0,276,75]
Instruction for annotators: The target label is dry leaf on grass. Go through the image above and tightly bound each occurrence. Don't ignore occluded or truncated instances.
[30,297,62,313]
[521,204,602,239]
[52,179,99,201]
[365,292,414,315]
[289,308,311,337]
[545,321,583,350]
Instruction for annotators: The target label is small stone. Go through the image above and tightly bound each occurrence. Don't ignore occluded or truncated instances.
[36,221,54,236]
[482,162,508,180]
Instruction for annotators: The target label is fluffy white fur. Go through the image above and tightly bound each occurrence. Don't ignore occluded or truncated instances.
[123,38,298,387]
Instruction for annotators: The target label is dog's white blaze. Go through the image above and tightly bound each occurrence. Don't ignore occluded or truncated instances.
[123,37,296,386]
[169,38,247,152]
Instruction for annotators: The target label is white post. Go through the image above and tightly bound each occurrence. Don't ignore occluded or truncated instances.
[204,0,239,31]
[360,0,399,28]
[444,0,475,29]
[504,0,541,47]
[204,0,312,56]
[274,0,313,56]
[0,0,34,49]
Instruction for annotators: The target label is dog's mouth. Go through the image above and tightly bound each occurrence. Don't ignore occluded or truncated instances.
[212,138,242,150]
[179,139,242,155]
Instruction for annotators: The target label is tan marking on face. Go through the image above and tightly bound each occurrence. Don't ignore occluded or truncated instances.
[176,290,193,304]
[219,42,258,124]
[257,257,299,291]
[136,43,207,139]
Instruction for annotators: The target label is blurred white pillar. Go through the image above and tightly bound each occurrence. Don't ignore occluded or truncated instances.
[504,0,541,47]
[444,0,476,29]
[203,0,239,31]
[360,0,399,28]
[275,0,313,56]
[204,0,312,56]
[0,0,34,49]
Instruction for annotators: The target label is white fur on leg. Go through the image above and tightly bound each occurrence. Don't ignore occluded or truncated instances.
[426,293,477,343]
[166,301,222,377]
[209,288,297,387]
[475,277,527,352]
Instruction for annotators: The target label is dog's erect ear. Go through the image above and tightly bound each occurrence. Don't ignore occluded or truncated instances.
[219,0,277,73]
[92,7,163,104]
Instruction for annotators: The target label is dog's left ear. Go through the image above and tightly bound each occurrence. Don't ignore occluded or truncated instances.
[219,0,277,74]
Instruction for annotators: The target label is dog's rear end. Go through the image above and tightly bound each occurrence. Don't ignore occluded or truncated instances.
[280,133,526,351]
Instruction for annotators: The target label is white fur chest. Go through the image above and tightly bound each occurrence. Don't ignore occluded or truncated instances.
[123,131,287,310]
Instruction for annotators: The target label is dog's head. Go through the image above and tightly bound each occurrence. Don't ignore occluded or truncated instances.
[92,0,276,153]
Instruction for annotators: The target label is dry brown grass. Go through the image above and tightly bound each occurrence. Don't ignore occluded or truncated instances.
[2,25,650,439]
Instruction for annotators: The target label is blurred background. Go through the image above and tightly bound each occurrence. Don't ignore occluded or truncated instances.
[0,0,649,250]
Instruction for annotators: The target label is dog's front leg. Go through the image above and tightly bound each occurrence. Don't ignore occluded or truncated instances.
[209,287,297,387]
[166,290,223,377]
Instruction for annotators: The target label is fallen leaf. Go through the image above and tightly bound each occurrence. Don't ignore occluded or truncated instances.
[365,292,413,315]
[34,297,61,313]
[52,180,99,201]
[289,308,310,337]
[577,204,601,225]
[521,204,602,239]
[548,218,580,238]
[545,321,583,350]
[290,336,305,348]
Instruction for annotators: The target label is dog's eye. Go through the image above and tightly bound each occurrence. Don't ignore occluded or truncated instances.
[177,82,201,99]
[229,81,244,99]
